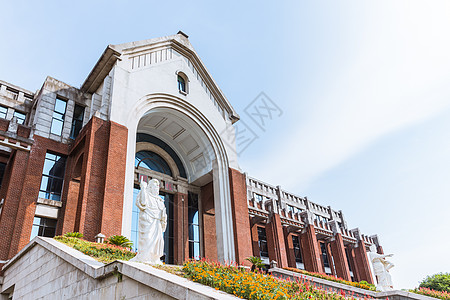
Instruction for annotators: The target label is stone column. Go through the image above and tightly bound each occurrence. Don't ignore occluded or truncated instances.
[299,211,323,273]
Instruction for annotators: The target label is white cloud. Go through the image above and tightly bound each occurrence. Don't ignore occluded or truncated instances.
[251,0,450,191]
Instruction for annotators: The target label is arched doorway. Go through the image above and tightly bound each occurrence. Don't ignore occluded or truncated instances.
[121,94,236,263]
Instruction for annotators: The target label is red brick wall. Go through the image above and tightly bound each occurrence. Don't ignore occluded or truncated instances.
[0,135,69,259]
[300,224,324,273]
[100,121,128,237]
[228,168,253,265]
[265,213,288,268]
[330,234,351,281]
[201,181,217,261]
[353,240,374,284]
[284,230,297,268]
[250,223,260,257]
[0,150,29,261]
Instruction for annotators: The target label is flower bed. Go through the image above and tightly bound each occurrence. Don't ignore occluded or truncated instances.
[284,267,376,291]
[410,288,450,300]
[54,236,136,263]
[183,260,365,299]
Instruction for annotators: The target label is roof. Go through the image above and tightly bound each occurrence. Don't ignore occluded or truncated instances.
[80,32,240,123]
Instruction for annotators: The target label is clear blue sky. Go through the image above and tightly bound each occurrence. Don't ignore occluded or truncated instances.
[1,0,449,289]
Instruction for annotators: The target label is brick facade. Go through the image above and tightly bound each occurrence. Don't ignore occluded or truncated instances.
[0,35,385,287]
[228,168,253,265]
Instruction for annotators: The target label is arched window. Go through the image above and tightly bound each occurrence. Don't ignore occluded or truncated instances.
[135,151,172,176]
[177,75,186,93]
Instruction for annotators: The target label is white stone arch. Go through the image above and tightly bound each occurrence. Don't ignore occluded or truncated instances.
[122,93,235,263]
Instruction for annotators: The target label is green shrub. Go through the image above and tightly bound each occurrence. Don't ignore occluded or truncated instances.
[63,232,83,238]
[106,235,133,249]
[54,236,136,263]
[245,256,265,272]
[420,273,450,292]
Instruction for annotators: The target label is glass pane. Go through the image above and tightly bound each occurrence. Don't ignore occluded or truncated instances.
[30,225,39,240]
[50,177,61,192]
[54,99,67,114]
[42,159,55,175]
[33,217,41,226]
[193,242,200,260]
[50,193,61,201]
[193,224,199,241]
[43,226,56,238]
[50,119,63,135]
[45,153,56,160]
[40,176,50,192]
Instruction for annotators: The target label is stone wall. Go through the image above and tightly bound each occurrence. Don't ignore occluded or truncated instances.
[0,237,238,300]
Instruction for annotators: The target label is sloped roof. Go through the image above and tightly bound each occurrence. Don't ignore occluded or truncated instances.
[81,32,239,123]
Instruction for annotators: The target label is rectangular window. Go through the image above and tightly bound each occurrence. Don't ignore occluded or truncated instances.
[0,106,7,119]
[188,192,200,260]
[0,162,6,188]
[39,152,66,201]
[50,98,67,135]
[254,193,263,203]
[30,216,57,240]
[13,111,26,125]
[345,248,355,281]
[257,226,269,258]
[70,104,85,139]
[320,242,332,275]
[292,235,303,263]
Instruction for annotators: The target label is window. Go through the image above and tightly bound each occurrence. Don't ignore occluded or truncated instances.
[13,111,26,125]
[292,235,303,263]
[315,214,328,223]
[135,151,172,176]
[257,226,269,258]
[39,152,66,201]
[254,193,263,203]
[188,192,200,260]
[287,205,302,215]
[320,242,332,275]
[30,217,57,240]
[345,248,355,281]
[177,74,187,93]
[50,98,67,135]
[0,106,7,119]
[70,104,84,139]
[0,162,6,188]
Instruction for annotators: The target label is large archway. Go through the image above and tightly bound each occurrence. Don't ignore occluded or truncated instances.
[121,94,236,263]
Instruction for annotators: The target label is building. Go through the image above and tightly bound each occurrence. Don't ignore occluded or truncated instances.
[0,32,382,284]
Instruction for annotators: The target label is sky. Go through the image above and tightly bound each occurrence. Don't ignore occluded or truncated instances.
[1,0,449,289]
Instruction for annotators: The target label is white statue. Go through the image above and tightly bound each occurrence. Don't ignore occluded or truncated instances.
[368,244,395,291]
[130,179,167,264]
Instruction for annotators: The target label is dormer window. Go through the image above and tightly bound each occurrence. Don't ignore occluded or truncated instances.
[177,72,188,95]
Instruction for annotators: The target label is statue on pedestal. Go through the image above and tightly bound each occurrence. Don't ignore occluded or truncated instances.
[368,244,395,291]
[130,179,167,264]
